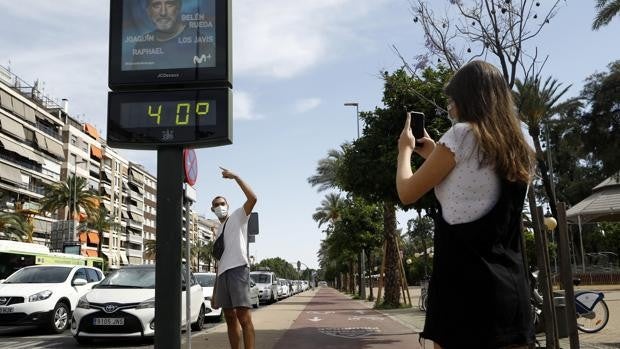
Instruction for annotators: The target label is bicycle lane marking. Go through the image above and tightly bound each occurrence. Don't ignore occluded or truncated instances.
[273,287,421,349]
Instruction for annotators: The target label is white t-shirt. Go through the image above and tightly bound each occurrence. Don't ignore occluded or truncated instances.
[435,123,500,225]
[215,207,250,276]
[434,122,534,225]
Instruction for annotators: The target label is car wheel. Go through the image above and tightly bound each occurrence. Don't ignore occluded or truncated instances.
[74,336,93,345]
[47,301,69,333]
[191,305,205,331]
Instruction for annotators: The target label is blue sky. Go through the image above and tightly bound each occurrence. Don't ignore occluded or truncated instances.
[1,1,618,269]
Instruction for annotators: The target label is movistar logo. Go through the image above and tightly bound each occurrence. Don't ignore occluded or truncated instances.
[193,54,212,64]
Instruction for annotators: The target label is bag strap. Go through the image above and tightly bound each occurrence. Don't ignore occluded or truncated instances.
[220,217,229,238]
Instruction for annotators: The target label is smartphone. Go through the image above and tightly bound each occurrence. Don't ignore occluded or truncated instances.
[408,111,425,147]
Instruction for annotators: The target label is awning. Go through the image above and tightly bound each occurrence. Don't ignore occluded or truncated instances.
[23,106,36,123]
[0,90,12,111]
[34,132,48,150]
[101,170,111,182]
[119,252,129,265]
[129,212,144,223]
[78,232,88,243]
[0,115,26,140]
[0,162,22,183]
[45,139,65,159]
[129,182,144,195]
[0,136,45,164]
[88,232,100,245]
[121,210,129,219]
[83,123,100,140]
[10,97,25,118]
[101,186,112,197]
[85,249,98,257]
[90,145,102,160]
[102,250,116,263]
[129,168,144,183]
[103,200,113,212]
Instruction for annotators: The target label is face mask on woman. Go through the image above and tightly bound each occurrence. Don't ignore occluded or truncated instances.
[213,205,228,219]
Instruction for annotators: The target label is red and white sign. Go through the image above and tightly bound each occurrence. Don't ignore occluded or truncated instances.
[183,148,198,186]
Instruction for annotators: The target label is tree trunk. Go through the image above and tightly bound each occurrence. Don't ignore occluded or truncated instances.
[383,201,401,307]
[348,262,355,293]
[358,254,363,298]
[366,249,374,301]
[530,128,558,219]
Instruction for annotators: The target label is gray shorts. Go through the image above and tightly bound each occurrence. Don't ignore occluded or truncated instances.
[214,265,251,309]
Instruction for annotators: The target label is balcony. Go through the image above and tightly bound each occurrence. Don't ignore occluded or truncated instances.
[128,233,143,245]
[35,122,61,141]
[128,219,143,230]
[127,248,143,258]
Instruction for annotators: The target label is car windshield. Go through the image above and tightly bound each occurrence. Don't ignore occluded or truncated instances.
[3,266,72,284]
[97,268,155,288]
[195,274,215,287]
[250,274,271,284]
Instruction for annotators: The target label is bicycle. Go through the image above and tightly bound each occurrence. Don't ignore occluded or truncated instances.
[530,270,609,334]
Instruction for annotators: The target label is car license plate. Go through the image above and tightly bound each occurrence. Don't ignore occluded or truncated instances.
[93,318,124,326]
[0,307,14,313]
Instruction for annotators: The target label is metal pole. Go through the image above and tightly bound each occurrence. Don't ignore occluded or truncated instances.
[557,203,580,349]
[155,148,183,349]
[355,104,360,139]
[578,215,586,273]
[184,191,192,349]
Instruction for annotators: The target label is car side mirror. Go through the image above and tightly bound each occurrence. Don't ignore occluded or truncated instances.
[73,278,88,286]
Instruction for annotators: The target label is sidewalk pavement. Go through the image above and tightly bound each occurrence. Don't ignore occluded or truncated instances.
[360,286,620,349]
[192,287,421,349]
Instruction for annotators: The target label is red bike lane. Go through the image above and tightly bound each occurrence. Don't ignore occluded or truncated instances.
[273,287,422,349]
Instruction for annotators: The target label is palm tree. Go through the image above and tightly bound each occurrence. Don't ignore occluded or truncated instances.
[514,75,570,219]
[312,193,345,228]
[593,0,620,30]
[144,239,156,260]
[191,240,212,272]
[307,148,345,192]
[80,205,122,258]
[0,211,28,241]
[39,175,100,221]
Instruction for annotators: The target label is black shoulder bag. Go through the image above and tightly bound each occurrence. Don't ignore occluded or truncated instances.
[213,219,228,261]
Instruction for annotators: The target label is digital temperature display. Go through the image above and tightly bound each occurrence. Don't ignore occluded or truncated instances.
[107,88,231,149]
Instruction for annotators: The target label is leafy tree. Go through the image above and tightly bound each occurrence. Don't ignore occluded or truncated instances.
[405,213,435,278]
[254,257,299,280]
[39,175,99,221]
[592,0,620,30]
[580,61,620,178]
[337,67,452,307]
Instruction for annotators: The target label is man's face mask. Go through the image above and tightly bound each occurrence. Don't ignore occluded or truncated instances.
[213,205,228,219]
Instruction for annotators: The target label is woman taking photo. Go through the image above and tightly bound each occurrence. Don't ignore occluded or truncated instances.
[396,60,535,348]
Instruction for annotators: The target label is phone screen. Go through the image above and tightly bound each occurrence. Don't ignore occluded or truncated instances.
[409,112,425,146]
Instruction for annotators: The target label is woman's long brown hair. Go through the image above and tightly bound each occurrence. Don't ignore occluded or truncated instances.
[444,60,535,183]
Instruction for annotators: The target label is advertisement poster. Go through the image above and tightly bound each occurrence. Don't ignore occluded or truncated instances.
[121,0,216,71]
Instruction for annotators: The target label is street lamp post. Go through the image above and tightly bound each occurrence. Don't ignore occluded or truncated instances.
[344,102,366,300]
[344,102,360,138]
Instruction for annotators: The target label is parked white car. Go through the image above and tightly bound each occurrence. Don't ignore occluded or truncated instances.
[71,265,204,344]
[194,272,221,321]
[249,280,260,309]
[0,265,103,333]
[249,271,278,304]
[278,279,290,299]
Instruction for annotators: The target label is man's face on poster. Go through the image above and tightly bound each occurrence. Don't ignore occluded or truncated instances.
[148,0,181,33]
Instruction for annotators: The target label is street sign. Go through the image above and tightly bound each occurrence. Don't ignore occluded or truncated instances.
[248,212,259,235]
[108,0,232,89]
[183,149,198,186]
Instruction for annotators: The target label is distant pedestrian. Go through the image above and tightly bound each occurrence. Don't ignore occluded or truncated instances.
[211,167,257,349]
[396,60,535,348]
